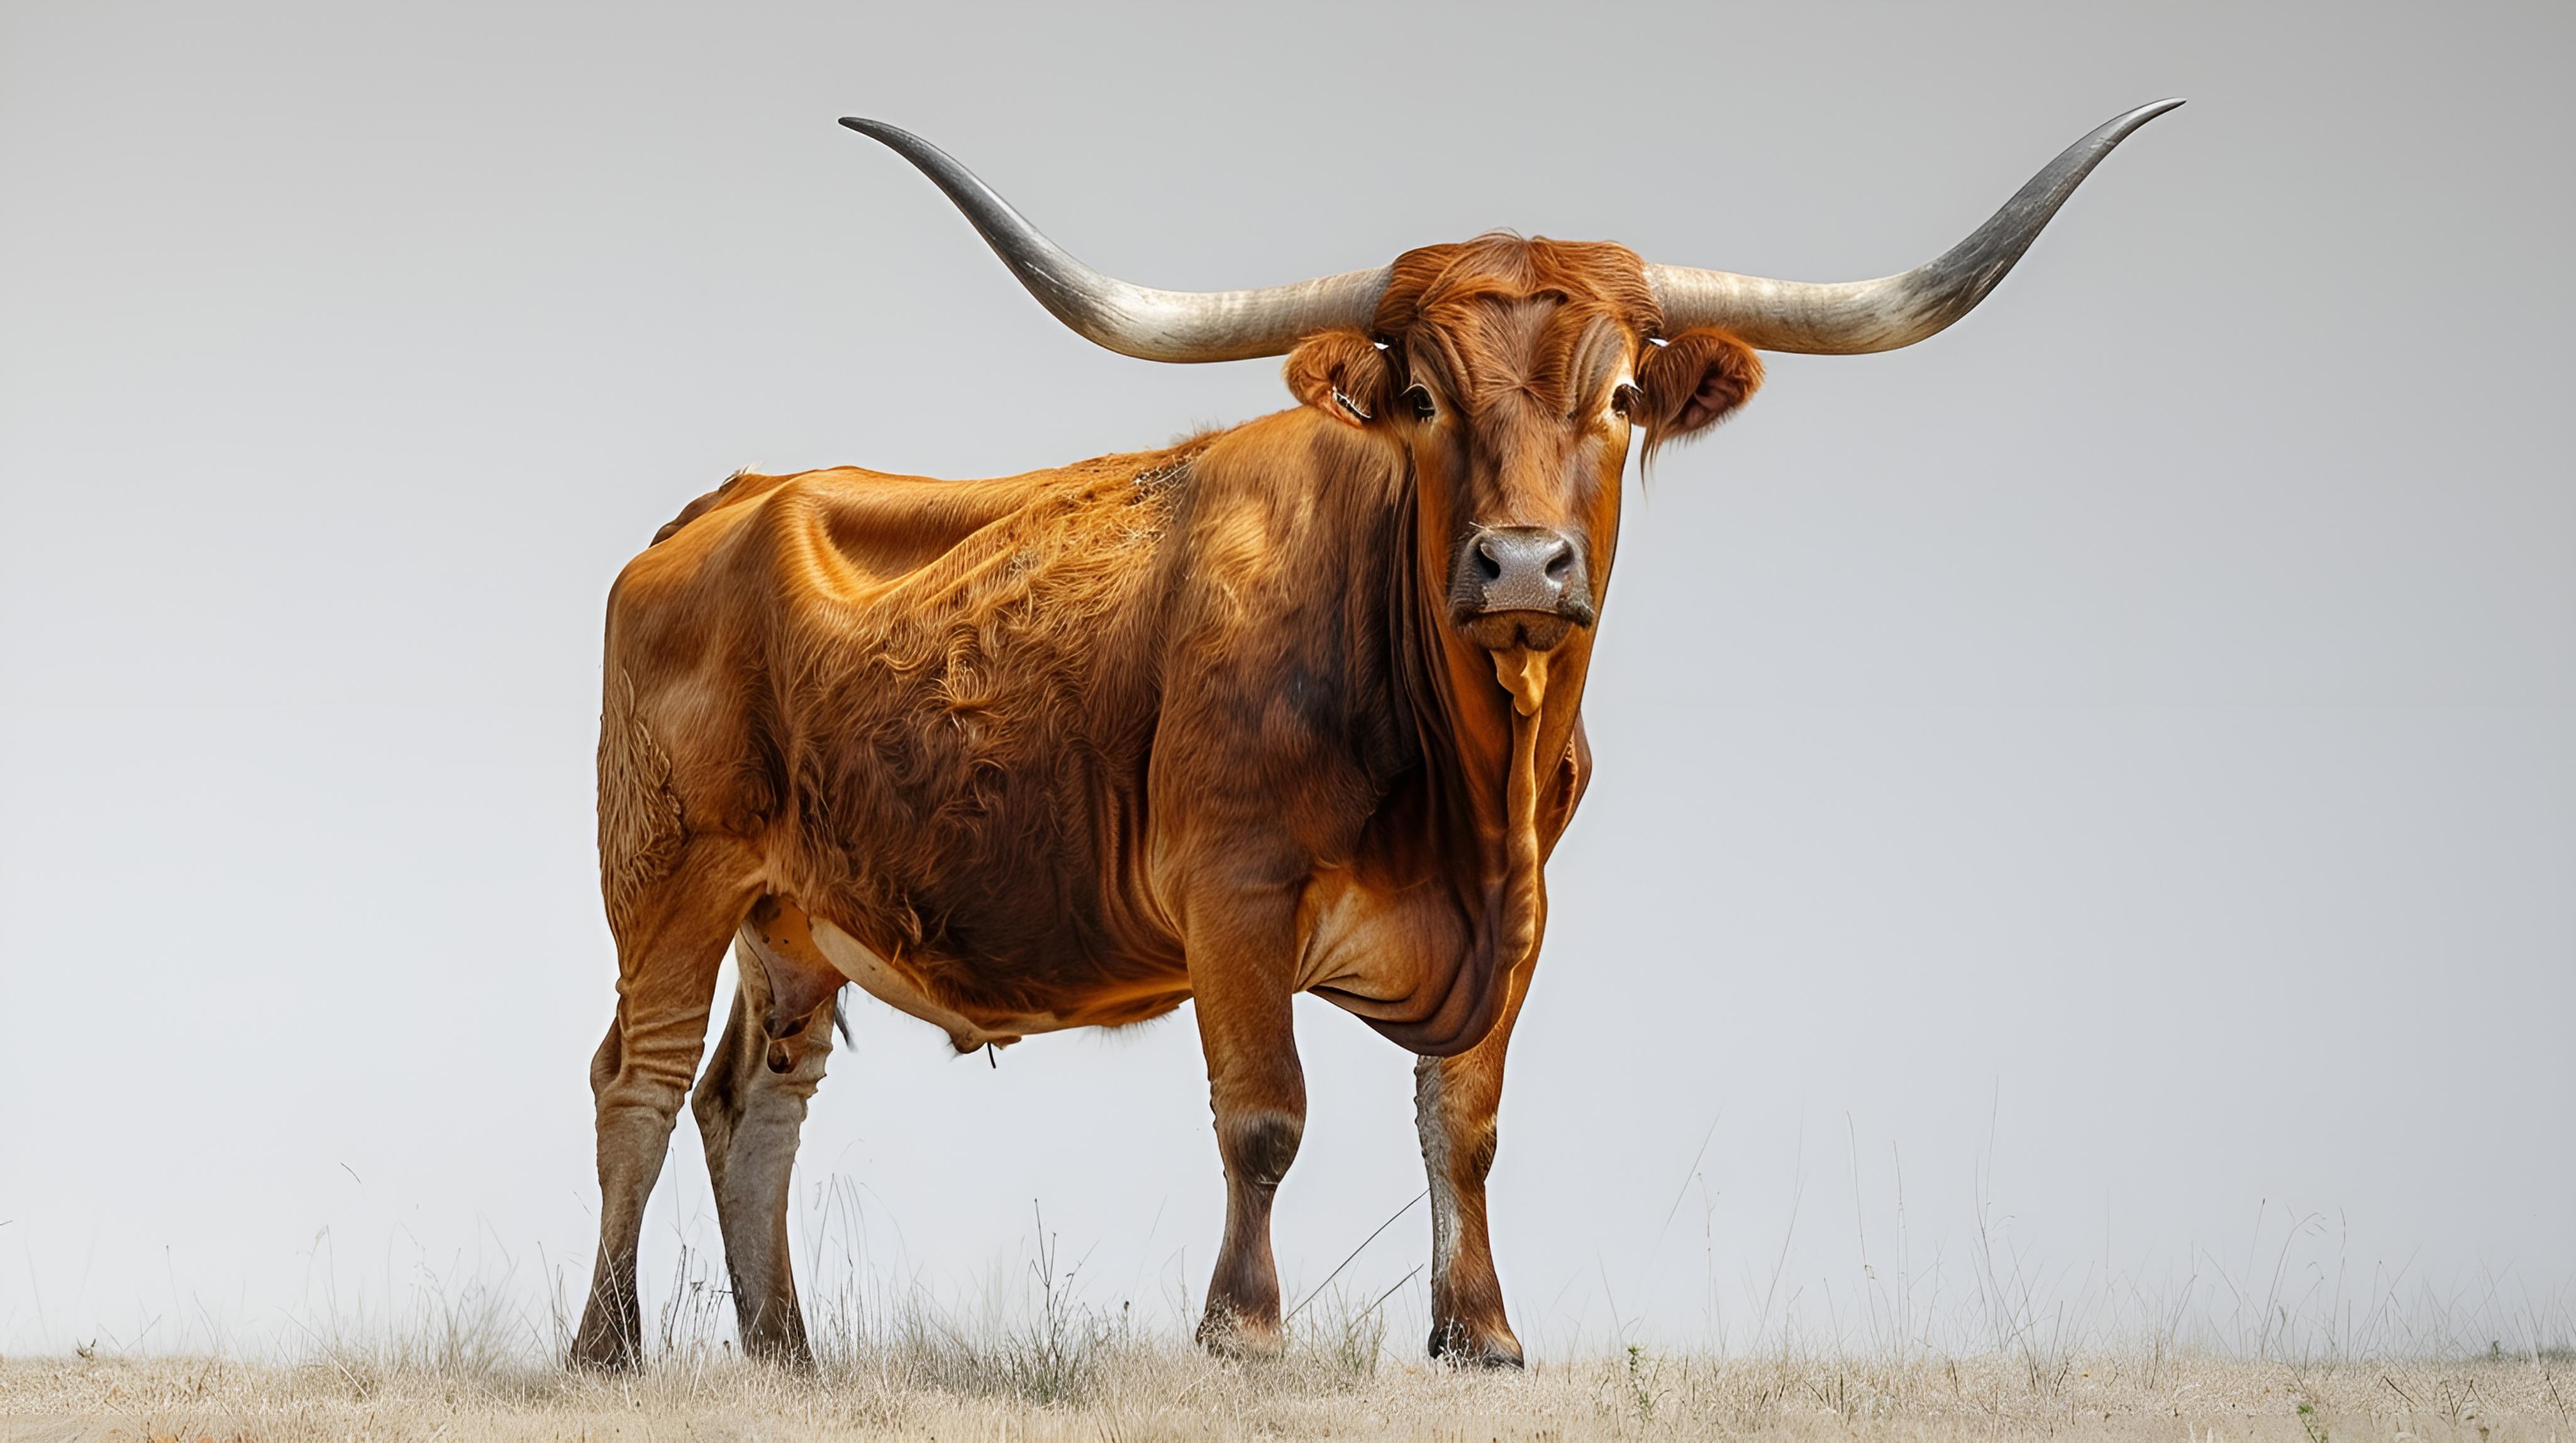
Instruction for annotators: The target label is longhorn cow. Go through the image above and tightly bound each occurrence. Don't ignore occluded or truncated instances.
[572,101,2182,1369]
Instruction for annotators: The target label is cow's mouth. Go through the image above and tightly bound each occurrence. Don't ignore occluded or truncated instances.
[1457,610,1577,653]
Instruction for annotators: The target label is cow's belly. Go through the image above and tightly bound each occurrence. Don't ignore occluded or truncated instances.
[804,918,1069,1050]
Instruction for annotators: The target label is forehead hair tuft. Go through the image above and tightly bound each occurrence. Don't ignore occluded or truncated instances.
[1372,235,1660,343]
[1370,235,1660,414]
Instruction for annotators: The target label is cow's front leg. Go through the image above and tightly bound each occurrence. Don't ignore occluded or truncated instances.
[1415,916,1543,1368]
[1187,876,1307,1357]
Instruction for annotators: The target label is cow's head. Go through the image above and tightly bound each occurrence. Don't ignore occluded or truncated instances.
[839,101,2179,669]
[1279,236,1758,656]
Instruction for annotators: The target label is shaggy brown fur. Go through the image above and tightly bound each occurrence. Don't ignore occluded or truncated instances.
[573,235,1761,1373]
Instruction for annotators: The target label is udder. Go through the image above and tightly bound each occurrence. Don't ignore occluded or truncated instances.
[737,896,1064,1057]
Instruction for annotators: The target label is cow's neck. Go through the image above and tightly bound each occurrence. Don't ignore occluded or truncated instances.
[1374,463,1593,1053]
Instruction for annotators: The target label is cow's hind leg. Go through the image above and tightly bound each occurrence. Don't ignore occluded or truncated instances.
[1414,921,1543,1368]
[689,900,847,1366]
[572,839,759,1369]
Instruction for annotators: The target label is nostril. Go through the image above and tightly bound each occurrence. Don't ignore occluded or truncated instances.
[1543,546,1574,582]
[1474,543,1503,583]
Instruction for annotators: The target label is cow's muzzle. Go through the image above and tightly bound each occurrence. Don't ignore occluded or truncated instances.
[1448,526,1596,652]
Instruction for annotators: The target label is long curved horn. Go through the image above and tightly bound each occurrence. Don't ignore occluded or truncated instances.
[1647,99,2184,355]
[840,118,1389,363]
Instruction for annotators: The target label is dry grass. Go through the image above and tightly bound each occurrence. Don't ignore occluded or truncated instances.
[9,1200,2568,1437]
[6,1344,2573,1440]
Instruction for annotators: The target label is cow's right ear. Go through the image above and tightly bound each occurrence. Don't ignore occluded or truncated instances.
[1284,331,1394,429]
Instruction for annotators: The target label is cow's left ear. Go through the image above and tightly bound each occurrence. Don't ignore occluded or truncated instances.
[1284,330,1394,429]
[1637,327,1764,454]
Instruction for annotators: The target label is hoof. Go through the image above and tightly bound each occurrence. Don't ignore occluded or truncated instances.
[1428,1320,1524,1369]
[1196,1305,1285,1360]
[566,1341,640,1373]
[569,1312,643,1372]
[735,1305,816,1371]
[741,1336,816,1371]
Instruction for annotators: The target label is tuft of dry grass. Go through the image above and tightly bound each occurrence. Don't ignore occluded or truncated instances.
[5,1346,2573,1440]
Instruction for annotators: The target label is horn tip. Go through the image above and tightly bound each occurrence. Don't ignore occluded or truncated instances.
[2092,97,2185,149]
[839,116,914,145]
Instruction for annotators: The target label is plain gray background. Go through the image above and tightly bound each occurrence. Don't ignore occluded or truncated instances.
[3,0,2568,1356]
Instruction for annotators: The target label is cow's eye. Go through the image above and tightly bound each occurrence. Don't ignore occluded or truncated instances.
[1404,384,1436,421]
[1611,382,1640,419]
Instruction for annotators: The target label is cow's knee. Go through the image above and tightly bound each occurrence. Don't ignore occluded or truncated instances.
[1221,1111,1303,1188]
[597,1026,704,1105]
